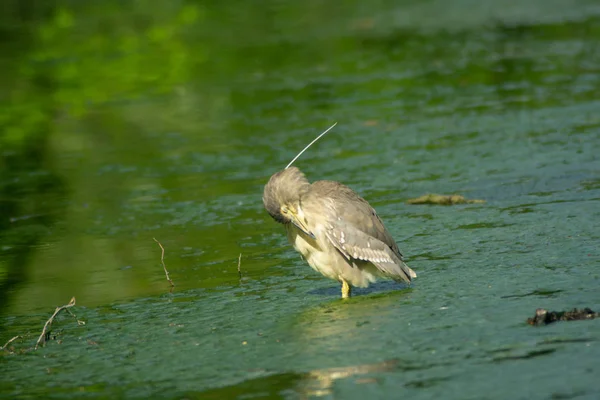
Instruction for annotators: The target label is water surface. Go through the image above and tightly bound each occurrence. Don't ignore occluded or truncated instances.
[1,1,599,399]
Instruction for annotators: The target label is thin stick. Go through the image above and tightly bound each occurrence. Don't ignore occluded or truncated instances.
[237,253,242,279]
[1,335,21,350]
[65,308,86,325]
[153,238,175,287]
[35,297,76,349]
[285,122,338,169]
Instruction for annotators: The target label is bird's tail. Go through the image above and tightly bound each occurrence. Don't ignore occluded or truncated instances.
[399,261,417,282]
[375,259,417,283]
[406,262,417,279]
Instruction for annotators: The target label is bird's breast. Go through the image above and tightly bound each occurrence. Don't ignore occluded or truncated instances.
[285,224,340,281]
[285,224,321,258]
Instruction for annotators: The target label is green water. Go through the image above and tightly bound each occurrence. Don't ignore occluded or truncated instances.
[1,0,599,398]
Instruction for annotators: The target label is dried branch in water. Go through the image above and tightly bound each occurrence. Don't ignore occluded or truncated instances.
[407,194,485,205]
[66,308,86,326]
[153,238,175,287]
[1,335,21,351]
[35,297,77,349]
[237,253,242,279]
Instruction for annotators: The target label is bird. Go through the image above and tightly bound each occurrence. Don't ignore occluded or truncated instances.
[262,129,416,298]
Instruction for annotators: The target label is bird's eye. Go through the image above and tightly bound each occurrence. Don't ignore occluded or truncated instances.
[281,206,288,214]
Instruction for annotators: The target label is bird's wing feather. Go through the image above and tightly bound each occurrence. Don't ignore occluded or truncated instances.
[302,180,416,282]
[323,219,414,282]
[306,181,402,255]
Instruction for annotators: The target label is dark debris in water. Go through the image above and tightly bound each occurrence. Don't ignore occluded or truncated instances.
[502,289,564,299]
[527,308,599,326]
[406,194,485,205]
[493,348,557,362]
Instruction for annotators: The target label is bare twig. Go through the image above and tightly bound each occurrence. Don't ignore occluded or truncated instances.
[153,238,175,287]
[35,297,76,349]
[65,308,86,325]
[1,335,21,350]
[237,253,242,279]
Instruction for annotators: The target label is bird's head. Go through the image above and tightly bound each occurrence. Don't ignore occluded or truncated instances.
[263,167,314,238]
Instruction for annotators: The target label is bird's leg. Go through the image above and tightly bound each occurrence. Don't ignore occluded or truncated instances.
[341,279,351,299]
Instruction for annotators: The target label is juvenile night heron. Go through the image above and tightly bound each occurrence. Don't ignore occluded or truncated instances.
[263,165,417,299]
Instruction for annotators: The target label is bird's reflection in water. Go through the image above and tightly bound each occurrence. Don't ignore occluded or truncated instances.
[308,279,412,297]
[287,289,412,397]
[300,358,399,397]
[186,359,399,399]
[186,290,413,399]
[292,284,413,343]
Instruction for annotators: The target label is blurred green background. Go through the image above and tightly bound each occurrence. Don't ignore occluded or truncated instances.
[1,0,599,399]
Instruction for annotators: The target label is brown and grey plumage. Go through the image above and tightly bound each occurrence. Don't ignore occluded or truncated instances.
[263,166,416,298]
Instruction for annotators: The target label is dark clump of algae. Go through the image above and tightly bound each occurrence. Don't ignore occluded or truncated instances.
[1,0,600,399]
[406,194,486,205]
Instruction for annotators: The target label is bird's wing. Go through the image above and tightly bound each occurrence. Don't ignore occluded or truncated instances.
[325,218,415,282]
[302,181,416,282]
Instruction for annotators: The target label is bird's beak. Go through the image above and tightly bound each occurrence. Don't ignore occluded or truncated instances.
[289,211,315,239]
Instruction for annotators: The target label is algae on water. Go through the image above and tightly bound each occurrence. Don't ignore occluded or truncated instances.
[406,194,486,205]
